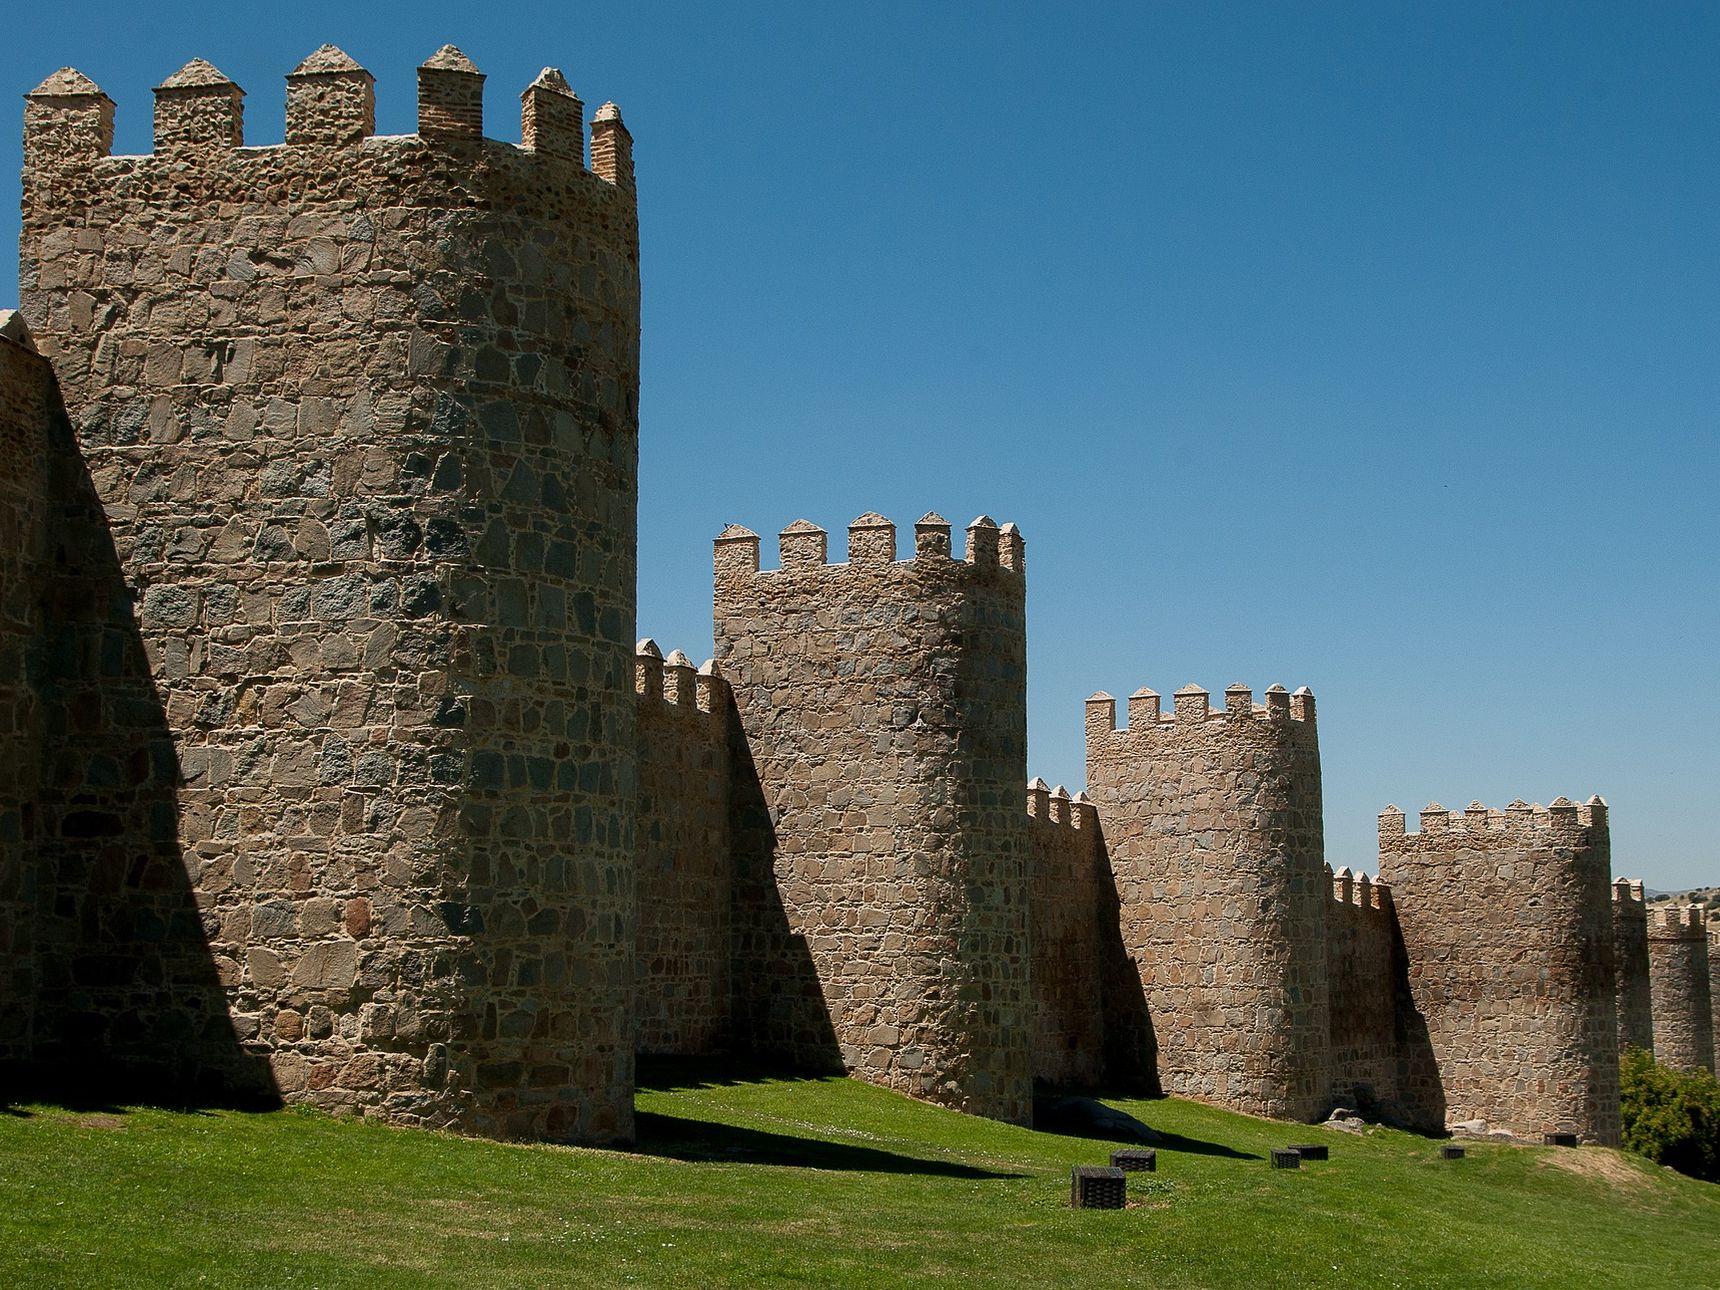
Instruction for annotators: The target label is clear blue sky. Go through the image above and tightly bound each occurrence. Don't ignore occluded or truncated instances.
[5,3,1716,888]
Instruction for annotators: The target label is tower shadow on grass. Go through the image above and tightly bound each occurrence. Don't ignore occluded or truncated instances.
[1033,1093,1262,1160]
[631,1109,1025,1178]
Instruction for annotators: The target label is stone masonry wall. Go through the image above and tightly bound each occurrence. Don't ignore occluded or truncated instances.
[713,512,1033,1124]
[1325,867,1399,1116]
[1710,922,1720,1068]
[1084,683,1330,1122]
[18,48,641,1140]
[633,641,731,1055]
[1379,799,1619,1144]
[1026,781,1107,1087]
[1647,905,1714,1074]
[0,326,56,1070]
[1611,878,1654,1054]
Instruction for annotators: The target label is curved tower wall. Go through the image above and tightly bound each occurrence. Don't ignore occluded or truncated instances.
[1379,798,1619,1144]
[1611,878,1654,1054]
[19,49,640,1140]
[713,513,1033,1124]
[1647,905,1715,1074]
[1084,683,1330,1122]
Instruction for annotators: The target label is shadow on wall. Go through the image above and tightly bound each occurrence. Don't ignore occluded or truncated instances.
[1390,918,1444,1133]
[723,703,843,1072]
[1,378,278,1109]
[1092,823,1161,1097]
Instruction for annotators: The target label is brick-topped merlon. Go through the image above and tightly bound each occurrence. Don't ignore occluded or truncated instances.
[418,44,484,141]
[590,101,633,190]
[521,68,584,163]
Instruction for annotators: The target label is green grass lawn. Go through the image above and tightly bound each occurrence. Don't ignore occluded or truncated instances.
[2,1061,1715,1288]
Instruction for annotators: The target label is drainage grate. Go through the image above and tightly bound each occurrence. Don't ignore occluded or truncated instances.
[1109,1148,1156,1173]
[1270,1148,1302,1169]
[1285,1143,1328,1161]
[1440,1144,1465,1160]
[1542,1132,1578,1148]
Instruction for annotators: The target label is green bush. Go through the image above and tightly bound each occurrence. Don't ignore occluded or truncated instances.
[1620,1046,1720,1182]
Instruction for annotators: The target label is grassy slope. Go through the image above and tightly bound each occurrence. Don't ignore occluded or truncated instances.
[2,1064,1715,1289]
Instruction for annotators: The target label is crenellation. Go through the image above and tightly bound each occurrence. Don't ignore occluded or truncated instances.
[589,102,632,191]
[283,46,374,147]
[1224,683,1252,714]
[24,69,115,168]
[521,69,584,164]
[966,514,999,567]
[914,511,951,559]
[663,649,697,707]
[153,60,244,157]
[635,638,664,697]
[777,518,827,568]
[846,512,896,564]
[417,45,485,142]
[1049,784,1072,826]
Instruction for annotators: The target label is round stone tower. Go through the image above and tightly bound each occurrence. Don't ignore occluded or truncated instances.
[1083,682,1330,1122]
[1647,904,1715,1074]
[18,47,640,1141]
[1379,797,1620,1144]
[713,512,1033,1125]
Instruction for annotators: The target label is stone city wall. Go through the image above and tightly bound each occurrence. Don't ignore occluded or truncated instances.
[1647,905,1714,1074]
[1325,867,1399,1116]
[633,641,732,1056]
[19,46,641,1141]
[1379,798,1619,1144]
[1710,921,1720,1067]
[0,323,57,1071]
[713,513,1033,1124]
[1084,683,1330,1122]
[1026,781,1107,1087]
[1611,878,1654,1054]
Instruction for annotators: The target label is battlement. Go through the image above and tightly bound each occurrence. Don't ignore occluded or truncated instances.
[713,512,1024,583]
[1612,877,1647,906]
[1084,683,1315,744]
[1378,794,1607,841]
[1026,780,1096,831]
[1327,865,1394,913]
[24,46,627,187]
[634,639,726,716]
[1648,904,1707,939]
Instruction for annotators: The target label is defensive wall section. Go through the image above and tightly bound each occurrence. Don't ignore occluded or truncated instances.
[1083,683,1330,1122]
[633,641,731,1055]
[1025,782,1109,1087]
[1711,922,1720,1064]
[1325,867,1399,1117]
[1647,905,1714,1074]
[3,42,1690,1147]
[1612,879,1654,1054]
[15,48,641,1140]
[711,514,1033,1124]
[1378,799,1619,1144]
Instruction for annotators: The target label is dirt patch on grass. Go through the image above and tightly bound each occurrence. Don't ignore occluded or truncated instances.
[1536,1147,1655,1193]
[73,1114,127,1131]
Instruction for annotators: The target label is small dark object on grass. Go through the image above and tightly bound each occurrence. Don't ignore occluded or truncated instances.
[1071,1165,1127,1209]
[1110,1148,1155,1172]
[1270,1149,1301,1169]
[1440,1144,1465,1160]
[1286,1143,1328,1161]
[1543,1132,1578,1148]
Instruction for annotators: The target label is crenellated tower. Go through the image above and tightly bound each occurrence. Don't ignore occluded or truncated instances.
[1647,904,1714,1074]
[1379,797,1619,1143]
[16,46,641,1140]
[1083,682,1330,1121]
[712,512,1033,1124]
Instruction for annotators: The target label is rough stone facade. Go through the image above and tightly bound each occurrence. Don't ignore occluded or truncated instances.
[1378,799,1620,1144]
[710,514,1033,1124]
[13,48,641,1140]
[2,43,1680,1146]
[1026,782,1108,1087]
[1710,922,1720,1065]
[1325,867,1400,1116]
[1083,684,1330,1122]
[1647,905,1714,1075]
[1612,878,1654,1054]
[633,641,731,1055]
